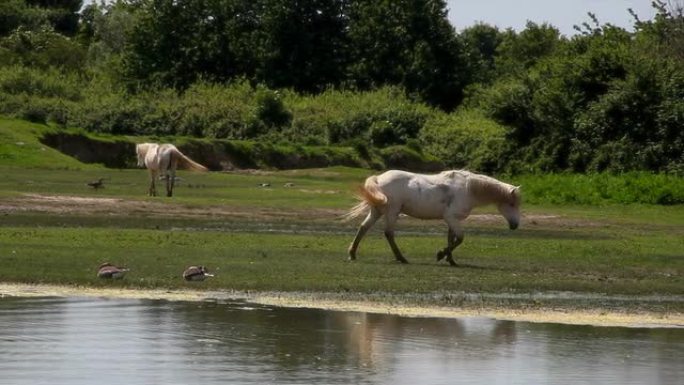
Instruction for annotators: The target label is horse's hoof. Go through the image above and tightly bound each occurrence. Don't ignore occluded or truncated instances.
[436,250,446,261]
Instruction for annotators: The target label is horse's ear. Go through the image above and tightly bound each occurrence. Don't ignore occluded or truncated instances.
[511,185,521,197]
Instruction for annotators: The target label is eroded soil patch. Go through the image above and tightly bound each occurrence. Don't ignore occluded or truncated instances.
[0,193,579,227]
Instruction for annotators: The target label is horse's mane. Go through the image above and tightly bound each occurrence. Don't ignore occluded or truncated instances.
[465,172,519,205]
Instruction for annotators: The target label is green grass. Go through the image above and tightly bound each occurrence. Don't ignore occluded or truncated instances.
[0,165,366,207]
[0,118,94,169]
[1,224,681,297]
[0,165,682,312]
[0,117,682,311]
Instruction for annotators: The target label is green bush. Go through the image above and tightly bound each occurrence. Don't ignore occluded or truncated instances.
[419,109,507,173]
[572,59,684,173]
[0,65,82,100]
[254,88,292,130]
[0,65,83,125]
[467,23,684,174]
[284,87,433,145]
[0,27,86,71]
[379,145,443,172]
[511,172,684,205]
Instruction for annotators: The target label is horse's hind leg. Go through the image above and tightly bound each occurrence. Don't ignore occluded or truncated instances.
[384,210,408,264]
[385,230,408,264]
[166,161,178,197]
[148,170,157,196]
[165,172,175,197]
[348,207,381,261]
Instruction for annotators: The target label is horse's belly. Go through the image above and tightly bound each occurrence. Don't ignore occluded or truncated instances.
[400,201,446,219]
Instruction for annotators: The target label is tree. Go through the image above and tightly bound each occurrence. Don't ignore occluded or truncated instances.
[123,0,466,108]
[459,23,503,84]
[0,25,86,71]
[347,0,465,109]
[124,0,251,89]
[256,0,349,92]
[495,21,562,76]
[631,0,684,62]
[26,0,83,35]
[0,0,27,37]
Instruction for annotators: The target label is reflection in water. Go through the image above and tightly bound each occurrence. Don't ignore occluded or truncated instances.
[0,296,681,385]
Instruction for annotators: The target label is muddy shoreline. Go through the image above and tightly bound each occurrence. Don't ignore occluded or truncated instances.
[1,283,681,329]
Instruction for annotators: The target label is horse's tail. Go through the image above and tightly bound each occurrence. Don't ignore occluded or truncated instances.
[171,147,208,172]
[342,176,387,221]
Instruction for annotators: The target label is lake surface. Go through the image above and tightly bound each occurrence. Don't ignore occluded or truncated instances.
[0,296,682,385]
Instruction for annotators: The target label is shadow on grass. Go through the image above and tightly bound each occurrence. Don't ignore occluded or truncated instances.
[464,228,615,241]
[360,257,507,272]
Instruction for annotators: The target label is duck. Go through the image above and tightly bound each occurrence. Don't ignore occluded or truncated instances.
[87,178,106,189]
[183,265,215,281]
[97,262,129,279]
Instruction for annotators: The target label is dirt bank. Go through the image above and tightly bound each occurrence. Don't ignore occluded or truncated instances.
[39,132,443,171]
[1,283,681,329]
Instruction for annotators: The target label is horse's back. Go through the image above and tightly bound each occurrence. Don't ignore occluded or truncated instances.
[375,170,468,190]
[373,170,470,219]
[374,170,412,185]
[158,143,178,152]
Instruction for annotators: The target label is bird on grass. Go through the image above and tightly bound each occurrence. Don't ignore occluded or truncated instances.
[87,178,106,189]
[183,266,215,281]
[97,262,129,279]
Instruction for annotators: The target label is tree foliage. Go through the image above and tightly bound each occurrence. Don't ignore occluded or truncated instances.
[469,8,684,173]
[0,0,682,173]
[121,0,462,107]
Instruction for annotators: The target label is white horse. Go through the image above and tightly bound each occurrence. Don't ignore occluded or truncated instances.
[345,170,521,266]
[136,143,208,197]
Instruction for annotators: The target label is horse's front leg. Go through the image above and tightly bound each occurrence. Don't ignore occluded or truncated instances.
[436,228,455,262]
[348,208,381,261]
[384,211,408,264]
[438,217,464,266]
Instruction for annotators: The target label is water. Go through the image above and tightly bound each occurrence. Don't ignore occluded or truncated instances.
[0,296,681,385]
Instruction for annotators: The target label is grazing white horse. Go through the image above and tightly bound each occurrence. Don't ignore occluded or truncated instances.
[136,143,208,197]
[345,170,521,266]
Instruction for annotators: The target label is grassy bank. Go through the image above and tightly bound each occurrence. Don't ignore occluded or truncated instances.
[2,221,681,298]
[0,116,444,171]
[2,117,683,205]
[0,165,682,313]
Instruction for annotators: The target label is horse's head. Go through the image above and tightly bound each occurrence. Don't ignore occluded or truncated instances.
[136,143,149,167]
[497,186,521,230]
